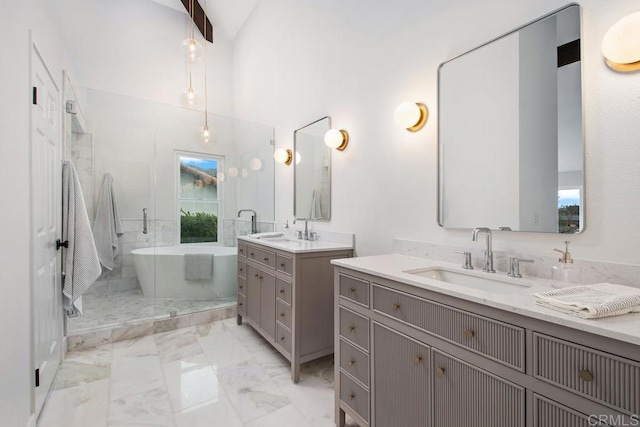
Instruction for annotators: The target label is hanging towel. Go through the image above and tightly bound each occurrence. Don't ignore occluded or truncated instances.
[532,284,640,319]
[62,161,102,314]
[185,253,214,280]
[93,173,123,270]
[309,189,323,220]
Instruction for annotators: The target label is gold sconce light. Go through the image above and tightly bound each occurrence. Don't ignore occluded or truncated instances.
[324,129,349,151]
[394,102,428,131]
[274,148,293,165]
[602,11,640,72]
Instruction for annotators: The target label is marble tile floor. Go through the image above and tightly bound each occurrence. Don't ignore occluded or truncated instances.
[40,317,358,427]
[69,288,237,332]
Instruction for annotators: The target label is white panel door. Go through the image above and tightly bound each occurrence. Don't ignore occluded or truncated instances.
[31,44,62,417]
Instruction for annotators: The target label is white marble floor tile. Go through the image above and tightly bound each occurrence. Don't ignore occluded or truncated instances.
[162,353,224,412]
[173,396,243,427]
[112,335,158,358]
[217,359,291,423]
[110,354,164,401]
[244,404,312,427]
[109,386,174,427]
[154,327,202,364]
[274,375,336,427]
[197,330,253,370]
[64,343,112,365]
[53,360,111,390]
[38,379,109,427]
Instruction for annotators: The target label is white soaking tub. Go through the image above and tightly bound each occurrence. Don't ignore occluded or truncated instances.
[132,246,237,299]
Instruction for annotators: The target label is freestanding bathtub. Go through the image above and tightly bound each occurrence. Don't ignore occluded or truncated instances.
[131,246,237,299]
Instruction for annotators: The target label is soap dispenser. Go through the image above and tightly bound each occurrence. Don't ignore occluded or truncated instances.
[551,241,581,288]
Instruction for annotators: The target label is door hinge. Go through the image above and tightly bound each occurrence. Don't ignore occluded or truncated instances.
[32,87,37,105]
[35,369,40,387]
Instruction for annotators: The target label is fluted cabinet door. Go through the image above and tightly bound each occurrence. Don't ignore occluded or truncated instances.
[246,265,261,324]
[260,271,276,341]
[373,323,431,427]
[432,350,525,427]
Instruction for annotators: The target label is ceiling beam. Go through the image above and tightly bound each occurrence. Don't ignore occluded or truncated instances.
[179,0,213,43]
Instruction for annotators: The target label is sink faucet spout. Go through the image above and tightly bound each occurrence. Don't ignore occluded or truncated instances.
[472,227,496,273]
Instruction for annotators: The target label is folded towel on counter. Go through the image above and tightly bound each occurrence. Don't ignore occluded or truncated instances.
[532,284,640,319]
[247,232,285,239]
[185,253,213,280]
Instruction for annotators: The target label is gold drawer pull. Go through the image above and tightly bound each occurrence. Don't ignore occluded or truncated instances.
[254,273,259,278]
[259,275,263,280]
[579,369,594,382]
[239,268,243,272]
[280,312,285,318]
[264,257,269,262]
[348,325,356,332]
[413,355,422,365]
[348,359,356,367]
[463,329,475,339]
[392,303,401,311]
[280,262,286,267]
[279,289,285,294]
[238,302,243,306]
[239,285,243,289]
[436,366,445,376]
[250,252,254,256]
[280,336,285,341]
[349,287,355,294]
[348,393,355,401]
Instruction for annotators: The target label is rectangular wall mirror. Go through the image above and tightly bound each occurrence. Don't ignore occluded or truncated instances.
[294,116,331,221]
[438,4,583,234]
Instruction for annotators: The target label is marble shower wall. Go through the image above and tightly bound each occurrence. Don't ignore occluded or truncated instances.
[222,218,275,247]
[393,239,640,288]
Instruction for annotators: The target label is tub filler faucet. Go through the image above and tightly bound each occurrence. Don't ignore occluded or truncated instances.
[238,209,258,234]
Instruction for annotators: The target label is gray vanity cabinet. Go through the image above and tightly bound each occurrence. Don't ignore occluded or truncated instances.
[334,267,640,427]
[372,323,431,427]
[238,240,352,382]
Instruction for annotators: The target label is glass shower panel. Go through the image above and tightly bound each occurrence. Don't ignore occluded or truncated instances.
[67,87,157,333]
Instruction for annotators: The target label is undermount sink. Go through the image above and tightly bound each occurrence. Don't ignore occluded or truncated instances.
[404,267,532,294]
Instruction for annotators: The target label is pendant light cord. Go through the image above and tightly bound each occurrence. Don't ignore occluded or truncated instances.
[203,0,208,128]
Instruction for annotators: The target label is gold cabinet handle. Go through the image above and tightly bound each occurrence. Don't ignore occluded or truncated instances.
[250,252,254,256]
[579,369,594,382]
[348,393,355,401]
[392,303,401,311]
[349,287,355,294]
[279,289,285,294]
[239,285,243,289]
[254,273,259,278]
[280,312,285,318]
[239,268,243,272]
[280,336,285,341]
[436,366,445,376]
[413,355,422,365]
[463,329,475,339]
[280,262,286,267]
[348,325,356,332]
[259,275,263,280]
[264,257,269,262]
[348,359,356,367]
[238,302,243,306]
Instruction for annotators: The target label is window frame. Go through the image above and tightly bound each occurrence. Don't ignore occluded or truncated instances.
[176,150,224,246]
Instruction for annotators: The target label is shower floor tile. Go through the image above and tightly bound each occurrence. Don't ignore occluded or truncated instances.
[69,288,237,333]
[40,318,360,427]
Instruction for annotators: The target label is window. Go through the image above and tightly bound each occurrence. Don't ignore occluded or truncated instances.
[177,153,222,244]
[558,188,581,234]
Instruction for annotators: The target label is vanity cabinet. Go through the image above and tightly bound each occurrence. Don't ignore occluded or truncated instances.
[334,267,640,427]
[238,240,352,382]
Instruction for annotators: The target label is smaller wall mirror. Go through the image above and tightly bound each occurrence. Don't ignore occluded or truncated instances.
[294,116,331,220]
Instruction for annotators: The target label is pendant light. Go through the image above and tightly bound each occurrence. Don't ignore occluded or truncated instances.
[200,0,212,147]
[182,61,200,107]
[181,0,203,63]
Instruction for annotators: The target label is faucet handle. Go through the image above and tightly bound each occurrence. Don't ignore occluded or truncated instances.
[297,230,303,240]
[507,257,534,278]
[309,231,318,242]
[455,251,474,270]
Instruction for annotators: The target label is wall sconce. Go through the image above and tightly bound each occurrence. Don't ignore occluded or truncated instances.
[228,167,239,178]
[274,148,293,165]
[250,158,262,171]
[602,11,640,72]
[324,129,349,151]
[394,102,428,131]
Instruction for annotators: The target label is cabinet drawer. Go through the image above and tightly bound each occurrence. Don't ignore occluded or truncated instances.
[248,246,276,269]
[237,278,246,296]
[238,260,246,279]
[276,300,292,330]
[533,394,605,427]
[237,293,246,315]
[340,372,370,424]
[277,254,293,275]
[276,278,292,305]
[373,284,524,371]
[238,243,247,258]
[276,323,292,356]
[339,307,370,352]
[533,332,640,416]
[340,338,370,387]
[339,274,369,307]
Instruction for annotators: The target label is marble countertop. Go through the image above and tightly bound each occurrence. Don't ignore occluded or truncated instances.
[332,254,640,346]
[238,236,353,254]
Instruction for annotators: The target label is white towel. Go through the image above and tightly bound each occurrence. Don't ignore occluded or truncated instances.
[185,253,214,281]
[62,161,102,313]
[93,173,123,270]
[309,189,323,220]
[532,284,640,319]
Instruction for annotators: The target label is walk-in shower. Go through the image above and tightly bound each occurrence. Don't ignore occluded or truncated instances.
[63,86,275,334]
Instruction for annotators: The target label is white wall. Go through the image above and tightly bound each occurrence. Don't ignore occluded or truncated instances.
[232,0,640,265]
[0,0,74,424]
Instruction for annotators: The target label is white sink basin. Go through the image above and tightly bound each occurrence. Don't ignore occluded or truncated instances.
[404,267,531,294]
